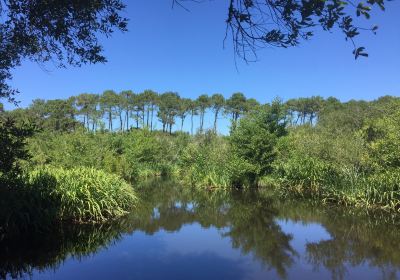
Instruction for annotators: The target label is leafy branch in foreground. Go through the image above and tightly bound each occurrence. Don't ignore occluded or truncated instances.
[0,0,128,101]
[175,0,385,61]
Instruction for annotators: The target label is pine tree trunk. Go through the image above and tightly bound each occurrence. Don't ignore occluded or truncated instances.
[150,107,154,132]
[126,110,129,131]
[191,113,194,135]
[213,111,218,133]
[109,111,112,131]
[146,108,150,128]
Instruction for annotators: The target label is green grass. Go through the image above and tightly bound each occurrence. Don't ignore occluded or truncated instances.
[270,156,400,213]
[0,167,137,239]
[28,166,138,223]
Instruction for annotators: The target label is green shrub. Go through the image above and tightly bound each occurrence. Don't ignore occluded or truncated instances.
[230,101,287,184]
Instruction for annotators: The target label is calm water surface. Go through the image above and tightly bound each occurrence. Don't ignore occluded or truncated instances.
[1,180,400,280]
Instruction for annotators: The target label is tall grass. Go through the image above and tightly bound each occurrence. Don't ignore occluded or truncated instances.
[28,167,138,223]
[0,167,137,239]
[271,155,400,212]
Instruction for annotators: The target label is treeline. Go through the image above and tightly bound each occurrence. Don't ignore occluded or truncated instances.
[4,91,257,134]
[2,91,348,134]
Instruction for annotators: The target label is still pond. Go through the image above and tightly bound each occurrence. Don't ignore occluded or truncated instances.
[1,180,399,280]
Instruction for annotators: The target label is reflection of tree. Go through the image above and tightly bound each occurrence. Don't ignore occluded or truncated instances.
[129,181,297,278]
[2,180,399,280]
[0,180,297,279]
[276,200,400,280]
[0,223,125,279]
[223,192,296,278]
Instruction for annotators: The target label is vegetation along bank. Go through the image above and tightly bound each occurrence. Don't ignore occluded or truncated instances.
[1,92,399,238]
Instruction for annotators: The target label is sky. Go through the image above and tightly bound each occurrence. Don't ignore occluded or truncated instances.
[4,0,400,133]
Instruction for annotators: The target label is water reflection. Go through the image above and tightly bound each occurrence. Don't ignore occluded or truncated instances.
[1,179,400,279]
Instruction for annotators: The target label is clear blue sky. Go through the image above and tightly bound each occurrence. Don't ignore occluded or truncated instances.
[5,0,400,133]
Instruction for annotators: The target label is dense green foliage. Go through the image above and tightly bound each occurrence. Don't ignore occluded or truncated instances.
[1,94,399,240]
[230,100,287,185]
[270,96,400,211]
[0,118,34,174]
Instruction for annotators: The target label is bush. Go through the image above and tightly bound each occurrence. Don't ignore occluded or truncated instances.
[230,101,287,185]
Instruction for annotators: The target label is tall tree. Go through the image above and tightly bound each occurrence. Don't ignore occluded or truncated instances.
[142,90,158,129]
[29,99,78,131]
[76,93,95,129]
[88,94,101,131]
[133,93,145,129]
[121,90,134,131]
[196,94,210,133]
[158,92,180,134]
[116,92,127,131]
[244,98,260,115]
[226,92,247,130]
[187,100,198,135]
[230,99,287,185]
[178,98,191,131]
[100,90,119,131]
[211,94,225,133]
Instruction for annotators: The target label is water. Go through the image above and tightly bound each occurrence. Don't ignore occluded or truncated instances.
[1,180,400,280]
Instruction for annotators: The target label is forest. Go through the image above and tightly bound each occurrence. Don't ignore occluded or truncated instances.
[0,91,399,239]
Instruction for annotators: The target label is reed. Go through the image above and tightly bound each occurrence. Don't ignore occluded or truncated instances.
[28,166,138,223]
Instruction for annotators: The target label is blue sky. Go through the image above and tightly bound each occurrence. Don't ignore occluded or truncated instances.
[5,0,400,133]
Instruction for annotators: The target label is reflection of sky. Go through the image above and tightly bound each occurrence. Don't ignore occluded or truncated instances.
[24,219,399,280]
[277,219,398,280]
[20,220,396,280]
[29,223,280,280]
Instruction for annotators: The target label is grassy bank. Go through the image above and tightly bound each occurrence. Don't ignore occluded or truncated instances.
[20,101,400,213]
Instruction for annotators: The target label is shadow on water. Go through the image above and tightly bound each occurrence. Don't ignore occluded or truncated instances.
[1,179,400,279]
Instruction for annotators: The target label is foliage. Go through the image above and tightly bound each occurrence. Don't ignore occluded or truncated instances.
[0,0,127,101]
[0,118,34,174]
[271,97,400,212]
[230,100,287,184]
[3,94,400,214]
[361,110,400,171]
[28,129,187,181]
[204,0,385,60]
